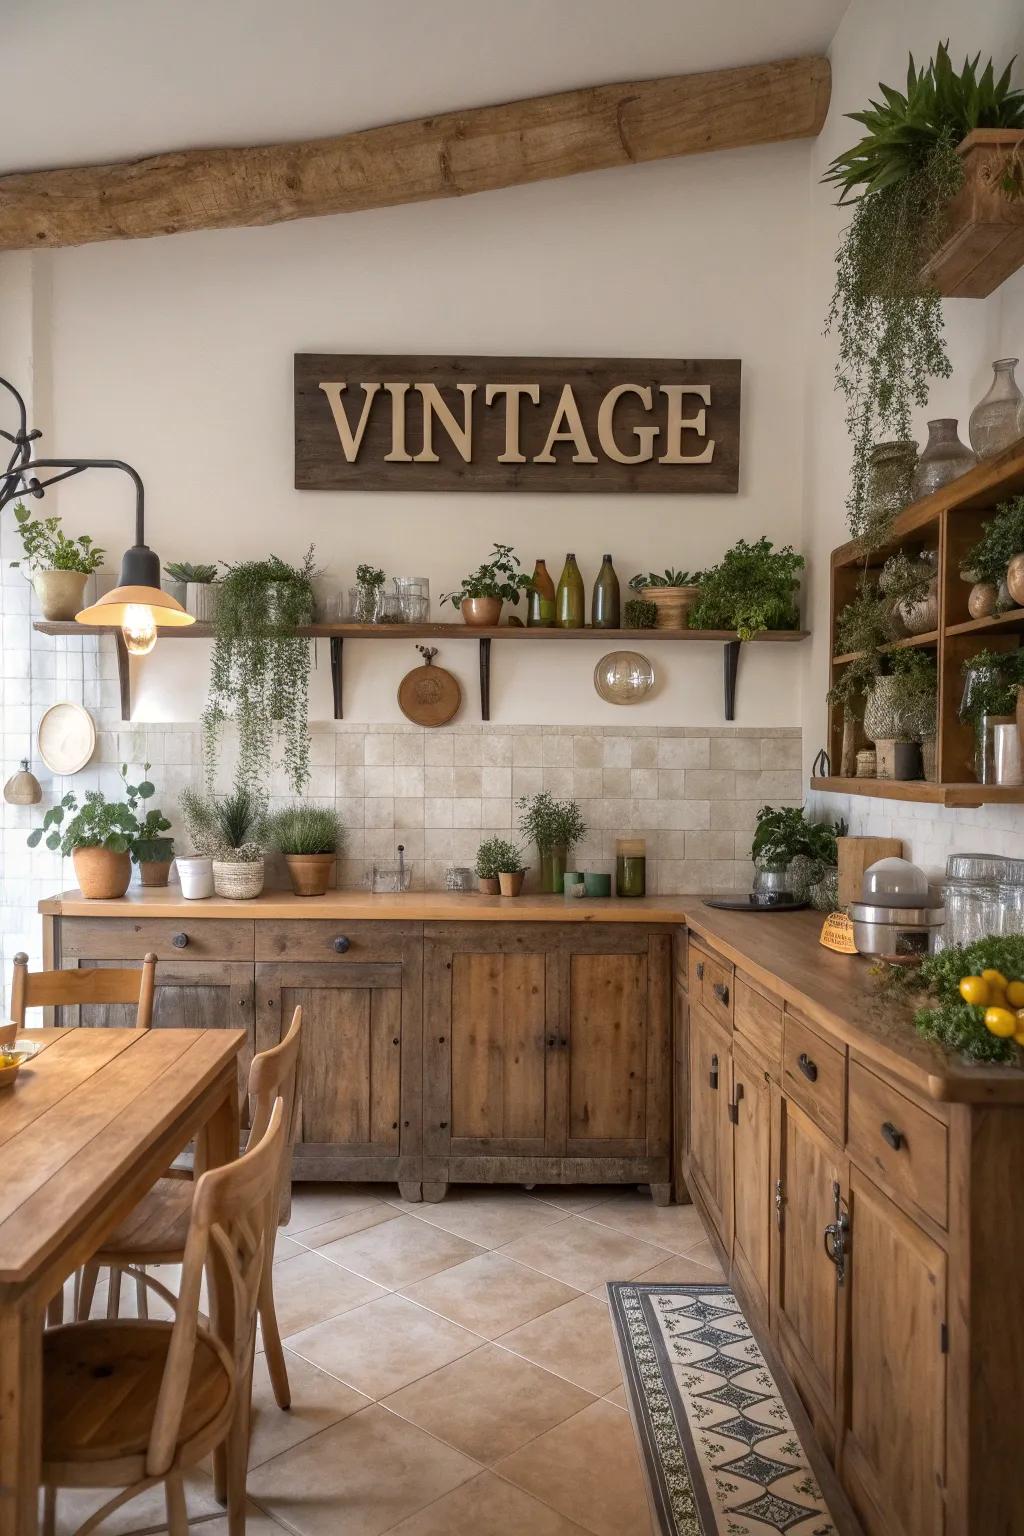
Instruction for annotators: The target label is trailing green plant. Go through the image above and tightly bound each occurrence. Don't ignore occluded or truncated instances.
[623,598,658,629]
[833,575,894,659]
[879,550,933,609]
[267,803,344,855]
[440,544,533,608]
[10,502,104,575]
[959,647,1024,726]
[823,45,1024,543]
[963,495,1024,588]
[179,784,267,862]
[475,836,527,878]
[202,548,317,794]
[163,561,219,584]
[628,568,702,590]
[750,806,848,869]
[27,763,157,857]
[914,935,1024,1064]
[885,647,938,740]
[516,791,587,854]
[688,538,803,640]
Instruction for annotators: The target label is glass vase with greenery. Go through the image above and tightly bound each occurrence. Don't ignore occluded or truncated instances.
[959,648,1024,776]
[203,548,317,795]
[824,45,1024,546]
[751,805,848,900]
[353,563,386,623]
[688,538,803,640]
[516,791,587,893]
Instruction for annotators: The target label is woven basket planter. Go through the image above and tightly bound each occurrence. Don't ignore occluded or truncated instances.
[641,586,700,629]
[212,859,265,900]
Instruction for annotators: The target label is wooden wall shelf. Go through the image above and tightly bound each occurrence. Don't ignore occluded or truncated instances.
[32,620,809,724]
[824,434,1024,804]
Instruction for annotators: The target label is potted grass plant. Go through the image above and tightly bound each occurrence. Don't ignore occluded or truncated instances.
[268,803,345,896]
[516,791,587,893]
[440,544,533,627]
[10,501,105,621]
[180,785,267,899]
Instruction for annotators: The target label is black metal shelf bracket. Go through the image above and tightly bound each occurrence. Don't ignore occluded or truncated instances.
[329,636,344,720]
[479,638,492,721]
[723,639,742,721]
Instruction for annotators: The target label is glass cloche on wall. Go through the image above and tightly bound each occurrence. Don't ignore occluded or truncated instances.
[593,651,655,704]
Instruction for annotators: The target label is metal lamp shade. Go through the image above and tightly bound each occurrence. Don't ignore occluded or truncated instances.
[76,583,194,629]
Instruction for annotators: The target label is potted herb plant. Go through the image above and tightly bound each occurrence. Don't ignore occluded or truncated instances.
[479,838,528,897]
[516,791,587,894]
[959,649,1024,781]
[203,548,317,795]
[964,496,1024,611]
[824,45,1024,544]
[888,649,939,779]
[440,544,533,627]
[689,538,803,639]
[751,806,848,903]
[128,763,175,886]
[180,785,267,899]
[627,569,702,629]
[352,563,386,623]
[879,549,938,635]
[474,836,510,894]
[27,771,146,899]
[267,803,345,897]
[10,501,104,620]
[162,561,221,620]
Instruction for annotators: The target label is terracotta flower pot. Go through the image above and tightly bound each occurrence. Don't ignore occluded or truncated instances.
[477,876,500,894]
[138,859,173,887]
[460,596,503,627]
[72,846,132,899]
[498,870,525,897]
[285,852,336,897]
[31,569,88,621]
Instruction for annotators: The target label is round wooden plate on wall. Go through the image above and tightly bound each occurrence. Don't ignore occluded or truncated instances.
[398,646,461,727]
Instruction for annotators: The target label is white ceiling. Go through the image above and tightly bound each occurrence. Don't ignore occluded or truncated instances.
[3,0,849,173]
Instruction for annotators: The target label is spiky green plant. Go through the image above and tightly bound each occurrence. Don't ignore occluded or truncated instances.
[180,785,266,862]
[267,804,344,855]
[164,561,219,584]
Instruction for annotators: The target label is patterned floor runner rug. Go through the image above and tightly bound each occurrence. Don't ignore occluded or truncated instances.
[608,1282,844,1536]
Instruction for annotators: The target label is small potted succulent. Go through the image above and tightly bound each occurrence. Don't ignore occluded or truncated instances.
[628,569,702,629]
[179,785,267,899]
[268,803,345,897]
[10,501,105,621]
[516,791,587,893]
[477,838,528,897]
[440,544,533,627]
[163,561,221,620]
[27,765,152,899]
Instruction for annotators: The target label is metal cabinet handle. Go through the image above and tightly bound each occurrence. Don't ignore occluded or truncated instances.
[823,1180,850,1286]
[797,1052,818,1083]
[696,961,705,981]
[881,1121,904,1151]
[727,1081,743,1124]
[709,1053,719,1091]
[713,982,730,1006]
[171,932,189,949]
[333,936,351,953]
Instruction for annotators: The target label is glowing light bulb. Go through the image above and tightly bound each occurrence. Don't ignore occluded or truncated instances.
[121,604,158,656]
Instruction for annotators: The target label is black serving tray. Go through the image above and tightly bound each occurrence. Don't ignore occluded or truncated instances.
[703,894,809,913]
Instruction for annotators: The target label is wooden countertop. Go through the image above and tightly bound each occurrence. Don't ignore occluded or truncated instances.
[39,888,1024,1104]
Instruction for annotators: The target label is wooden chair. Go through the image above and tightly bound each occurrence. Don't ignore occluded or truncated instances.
[10,950,157,1030]
[41,1097,286,1536]
[78,1006,303,1411]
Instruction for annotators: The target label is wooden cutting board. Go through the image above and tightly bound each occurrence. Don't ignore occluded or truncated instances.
[398,647,461,727]
[837,835,904,908]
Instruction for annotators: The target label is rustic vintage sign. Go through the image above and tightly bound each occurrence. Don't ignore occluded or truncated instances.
[294,354,740,493]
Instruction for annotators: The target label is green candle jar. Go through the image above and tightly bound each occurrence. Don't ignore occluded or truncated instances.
[615,837,646,897]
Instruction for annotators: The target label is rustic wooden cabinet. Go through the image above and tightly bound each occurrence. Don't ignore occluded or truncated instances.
[729,1037,772,1322]
[686,1004,732,1243]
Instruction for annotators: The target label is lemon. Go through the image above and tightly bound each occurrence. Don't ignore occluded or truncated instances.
[982,969,1009,988]
[959,975,990,1007]
[984,1006,1017,1038]
[1006,980,1024,1009]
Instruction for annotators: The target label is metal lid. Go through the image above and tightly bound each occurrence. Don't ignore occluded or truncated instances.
[943,852,1009,884]
[848,902,946,927]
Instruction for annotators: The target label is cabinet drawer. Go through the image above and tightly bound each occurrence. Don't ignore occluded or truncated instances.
[734,975,782,1070]
[848,1060,948,1228]
[689,943,734,1030]
[60,917,253,962]
[783,1010,846,1143]
[255,919,414,963]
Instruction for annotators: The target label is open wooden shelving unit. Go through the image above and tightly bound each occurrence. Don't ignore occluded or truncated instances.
[33,619,809,723]
[813,434,1024,809]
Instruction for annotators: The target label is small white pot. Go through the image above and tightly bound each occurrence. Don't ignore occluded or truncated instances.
[176,856,214,900]
[186,582,222,622]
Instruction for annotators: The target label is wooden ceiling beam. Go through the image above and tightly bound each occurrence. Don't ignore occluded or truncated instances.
[0,56,830,251]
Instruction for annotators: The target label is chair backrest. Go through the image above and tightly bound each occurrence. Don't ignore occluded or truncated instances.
[10,951,157,1029]
[247,1005,302,1228]
[146,1097,285,1477]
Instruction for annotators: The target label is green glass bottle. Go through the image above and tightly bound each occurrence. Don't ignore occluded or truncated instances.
[527,559,556,627]
[591,553,620,628]
[555,553,585,629]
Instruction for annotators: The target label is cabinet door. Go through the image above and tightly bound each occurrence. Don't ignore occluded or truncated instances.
[775,1096,845,1446]
[731,1040,771,1320]
[687,1005,732,1244]
[841,1169,947,1536]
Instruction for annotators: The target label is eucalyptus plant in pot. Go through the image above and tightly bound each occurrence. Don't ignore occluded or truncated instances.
[180,785,267,899]
[203,548,317,795]
[440,544,533,627]
[10,502,104,620]
[516,792,587,894]
[26,763,159,899]
[267,803,345,897]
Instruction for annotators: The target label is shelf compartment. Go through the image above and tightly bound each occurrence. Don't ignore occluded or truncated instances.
[810,776,1024,809]
[832,631,939,666]
[945,607,1024,638]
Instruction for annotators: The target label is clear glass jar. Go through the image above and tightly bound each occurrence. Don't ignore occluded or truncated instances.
[939,853,1008,948]
[350,583,383,623]
[969,358,1024,459]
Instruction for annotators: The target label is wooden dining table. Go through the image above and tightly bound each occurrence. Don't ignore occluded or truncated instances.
[0,1026,244,1536]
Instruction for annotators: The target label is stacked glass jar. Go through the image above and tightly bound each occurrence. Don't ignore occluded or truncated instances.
[940,853,1024,948]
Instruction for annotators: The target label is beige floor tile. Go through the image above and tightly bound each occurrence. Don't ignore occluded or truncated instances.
[603,1383,629,1410]
[385,1469,594,1535]
[496,1399,651,1536]
[246,1404,479,1536]
[271,1248,387,1336]
[618,1251,726,1291]
[684,1237,725,1275]
[47,1469,220,1535]
[286,1291,481,1398]
[526,1185,622,1214]
[317,1215,483,1288]
[273,1234,306,1265]
[393,1189,567,1249]
[293,1205,402,1249]
[500,1215,672,1290]
[498,1294,623,1395]
[248,1347,370,1468]
[582,1191,709,1254]
[382,1343,593,1462]
[400,1251,579,1338]
[283,1182,387,1236]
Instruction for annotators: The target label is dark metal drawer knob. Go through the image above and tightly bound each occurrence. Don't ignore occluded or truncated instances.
[696,961,705,980]
[713,982,729,1006]
[881,1120,904,1151]
[797,1052,818,1083]
[171,932,189,949]
[333,936,351,953]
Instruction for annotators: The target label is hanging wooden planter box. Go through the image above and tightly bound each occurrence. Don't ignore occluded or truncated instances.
[920,129,1024,299]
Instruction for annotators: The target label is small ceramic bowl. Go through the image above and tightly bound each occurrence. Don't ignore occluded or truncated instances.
[584,872,612,898]
[0,1041,39,1088]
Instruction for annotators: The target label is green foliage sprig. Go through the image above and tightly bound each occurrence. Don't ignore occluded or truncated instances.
[516,791,587,854]
[914,935,1024,1064]
[886,647,938,739]
[203,548,317,794]
[179,784,266,862]
[27,763,159,857]
[959,648,1024,725]
[751,806,847,869]
[963,496,1024,587]
[267,803,344,856]
[475,837,527,878]
[628,568,702,590]
[10,502,104,575]
[164,561,219,584]
[623,598,658,629]
[879,550,933,608]
[440,544,533,607]
[356,564,385,589]
[689,538,803,640]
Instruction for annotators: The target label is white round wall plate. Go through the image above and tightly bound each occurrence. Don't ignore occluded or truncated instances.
[37,702,97,775]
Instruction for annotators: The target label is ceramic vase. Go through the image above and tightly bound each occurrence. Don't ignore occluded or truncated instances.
[477,876,500,895]
[186,582,221,622]
[539,846,568,893]
[498,870,525,897]
[31,569,88,621]
[176,856,214,899]
[968,582,999,619]
[969,358,1024,459]
[912,420,977,499]
[460,596,502,626]
[864,441,917,534]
